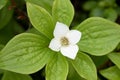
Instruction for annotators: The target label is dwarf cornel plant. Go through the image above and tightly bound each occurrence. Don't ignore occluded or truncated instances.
[0,0,120,80]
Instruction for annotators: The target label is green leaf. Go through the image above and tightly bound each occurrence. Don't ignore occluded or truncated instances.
[0,19,24,45]
[27,2,54,39]
[99,0,116,8]
[100,66,120,80]
[11,20,24,33]
[0,0,8,10]
[107,52,120,69]
[0,69,4,74]
[77,17,120,56]
[27,28,41,35]
[90,7,104,17]
[91,55,108,67]
[46,53,68,80]
[2,71,32,80]
[116,43,120,51]
[0,33,54,74]
[25,0,53,14]
[52,0,74,26]
[0,44,4,50]
[83,1,97,11]
[71,52,97,80]
[0,0,13,29]
[0,71,3,79]
[67,62,85,80]
[104,8,117,21]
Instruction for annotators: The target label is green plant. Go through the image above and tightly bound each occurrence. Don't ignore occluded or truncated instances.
[0,0,120,80]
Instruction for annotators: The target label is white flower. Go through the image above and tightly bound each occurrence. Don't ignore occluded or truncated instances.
[49,22,82,59]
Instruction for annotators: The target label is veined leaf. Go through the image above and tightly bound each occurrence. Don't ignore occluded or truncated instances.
[71,52,97,80]
[46,53,68,80]
[0,0,13,29]
[67,62,85,80]
[27,2,54,39]
[77,17,120,56]
[100,66,120,80]
[107,52,120,69]
[2,71,32,80]
[25,0,53,14]
[27,28,41,35]
[0,33,54,74]
[52,0,74,26]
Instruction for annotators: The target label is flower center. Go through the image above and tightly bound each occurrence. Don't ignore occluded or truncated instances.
[60,37,69,46]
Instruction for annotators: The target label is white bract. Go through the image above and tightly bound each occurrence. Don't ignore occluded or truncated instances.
[49,22,82,59]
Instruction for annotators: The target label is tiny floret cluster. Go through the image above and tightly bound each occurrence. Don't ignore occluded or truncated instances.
[49,22,82,59]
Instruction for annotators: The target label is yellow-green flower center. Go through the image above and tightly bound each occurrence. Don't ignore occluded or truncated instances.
[60,37,69,46]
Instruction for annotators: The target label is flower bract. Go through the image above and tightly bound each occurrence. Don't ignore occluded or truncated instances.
[49,22,82,59]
